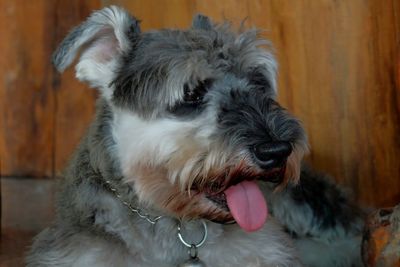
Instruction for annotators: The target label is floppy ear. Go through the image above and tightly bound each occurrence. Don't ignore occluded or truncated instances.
[192,14,213,30]
[52,6,140,98]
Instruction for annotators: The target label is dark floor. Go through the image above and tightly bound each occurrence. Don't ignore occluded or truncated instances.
[1,228,35,266]
[1,178,55,267]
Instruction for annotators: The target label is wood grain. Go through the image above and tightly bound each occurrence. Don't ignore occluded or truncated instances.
[1,0,399,207]
[0,0,100,177]
[0,1,56,177]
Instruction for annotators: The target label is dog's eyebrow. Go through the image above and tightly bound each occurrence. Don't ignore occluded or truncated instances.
[247,67,272,90]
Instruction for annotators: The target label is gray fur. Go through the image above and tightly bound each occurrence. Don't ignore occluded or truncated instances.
[263,166,365,267]
[112,24,277,118]
[27,6,364,267]
[192,14,213,30]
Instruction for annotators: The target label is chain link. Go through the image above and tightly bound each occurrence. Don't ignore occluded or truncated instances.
[104,179,209,255]
[104,180,163,225]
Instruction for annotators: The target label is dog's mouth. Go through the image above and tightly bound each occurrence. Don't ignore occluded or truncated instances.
[192,166,285,232]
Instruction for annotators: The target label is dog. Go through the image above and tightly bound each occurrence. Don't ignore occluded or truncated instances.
[27,6,364,267]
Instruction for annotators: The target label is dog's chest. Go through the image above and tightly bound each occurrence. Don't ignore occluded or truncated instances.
[118,221,294,267]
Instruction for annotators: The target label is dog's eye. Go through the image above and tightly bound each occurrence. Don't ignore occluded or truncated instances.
[184,79,213,105]
[169,79,213,116]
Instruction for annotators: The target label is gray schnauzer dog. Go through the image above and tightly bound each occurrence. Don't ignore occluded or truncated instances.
[27,6,365,267]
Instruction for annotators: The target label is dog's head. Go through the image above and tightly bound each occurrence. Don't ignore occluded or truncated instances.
[54,6,308,232]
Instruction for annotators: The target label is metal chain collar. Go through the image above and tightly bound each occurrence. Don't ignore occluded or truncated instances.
[103,180,163,225]
[103,179,208,253]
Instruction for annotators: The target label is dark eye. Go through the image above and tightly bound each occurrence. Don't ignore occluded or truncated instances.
[168,79,213,116]
[184,79,213,105]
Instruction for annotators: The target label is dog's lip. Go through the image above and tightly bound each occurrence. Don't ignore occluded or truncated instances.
[205,193,237,225]
[191,166,286,197]
[206,192,229,211]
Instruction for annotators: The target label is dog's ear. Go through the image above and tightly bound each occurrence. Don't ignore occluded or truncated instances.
[52,6,140,96]
[192,14,213,30]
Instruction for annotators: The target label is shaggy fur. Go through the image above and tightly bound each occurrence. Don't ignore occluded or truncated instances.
[27,6,364,267]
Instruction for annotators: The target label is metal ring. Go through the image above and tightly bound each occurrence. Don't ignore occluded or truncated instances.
[189,244,197,258]
[177,220,208,248]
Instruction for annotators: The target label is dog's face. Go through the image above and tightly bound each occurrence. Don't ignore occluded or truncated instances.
[54,6,308,232]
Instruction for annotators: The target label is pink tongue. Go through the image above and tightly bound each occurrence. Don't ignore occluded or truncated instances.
[224,180,268,232]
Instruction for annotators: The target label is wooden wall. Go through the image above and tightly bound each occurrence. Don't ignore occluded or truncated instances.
[1,0,399,207]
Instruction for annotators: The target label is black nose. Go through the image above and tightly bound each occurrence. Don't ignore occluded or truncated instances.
[253,142,292,169]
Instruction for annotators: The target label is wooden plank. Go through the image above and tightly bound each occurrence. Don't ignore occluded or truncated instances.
[0,0,56,177]
[0,1,101,177]
[256,0,400,206]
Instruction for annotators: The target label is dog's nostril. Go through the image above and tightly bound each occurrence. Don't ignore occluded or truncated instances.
[253,142,292,169]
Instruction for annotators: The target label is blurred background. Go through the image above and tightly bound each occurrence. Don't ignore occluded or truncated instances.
[1,0,399,265]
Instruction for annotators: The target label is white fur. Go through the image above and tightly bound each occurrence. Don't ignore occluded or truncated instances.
[74,6,132,98]
[111,108,218,184]
[112,111,199,173]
